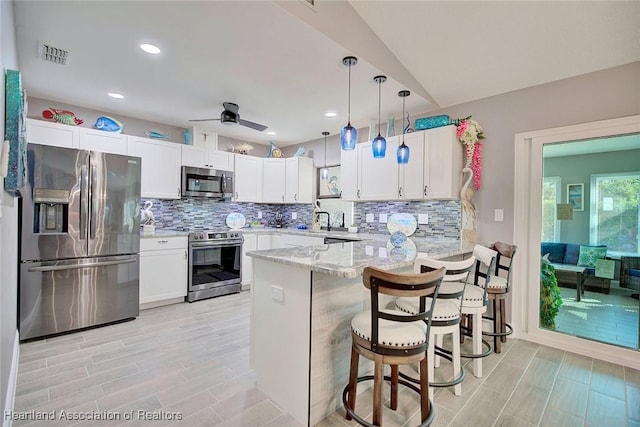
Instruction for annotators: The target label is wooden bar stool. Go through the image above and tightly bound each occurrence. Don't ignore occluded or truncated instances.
[481,242,517,353]
[459,245,497,378]
[343,266,445,427]
[396,255,476,399]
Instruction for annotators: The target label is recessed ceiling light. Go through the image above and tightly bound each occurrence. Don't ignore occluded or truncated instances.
[325,112,337,118]
[266,131,276,136]
[140,43,161,55]
[108,92,124,99]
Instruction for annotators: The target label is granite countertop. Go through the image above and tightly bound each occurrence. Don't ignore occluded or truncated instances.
[247,237,477,278]
[240,227,369,240]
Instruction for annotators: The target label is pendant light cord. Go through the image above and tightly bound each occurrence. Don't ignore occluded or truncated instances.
[347,64,352,123]
[377,80,382,136]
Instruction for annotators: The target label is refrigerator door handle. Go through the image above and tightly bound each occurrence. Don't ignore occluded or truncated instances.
[27,257,137,272]
[80,165,89,239]
[90,165,98,239]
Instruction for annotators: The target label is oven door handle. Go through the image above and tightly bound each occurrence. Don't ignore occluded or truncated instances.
[190,241,242,249]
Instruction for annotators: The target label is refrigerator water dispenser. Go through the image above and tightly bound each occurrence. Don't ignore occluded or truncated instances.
[34,188,69,233]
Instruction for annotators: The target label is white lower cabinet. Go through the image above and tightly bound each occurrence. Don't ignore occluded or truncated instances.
[139,236,188,308]
[241,233,257,289]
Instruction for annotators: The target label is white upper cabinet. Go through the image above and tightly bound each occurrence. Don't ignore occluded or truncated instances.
[26,119,79,148]
[340,147,359,200]
[78,128,128,155]
[181,133,234,171]
[285,157,313,203]
[262,158,286,203]
[358,137,400,201]
[128,136,182,199]
[423,125,461,199]
[338,126,461,201]
[234,154,263,202]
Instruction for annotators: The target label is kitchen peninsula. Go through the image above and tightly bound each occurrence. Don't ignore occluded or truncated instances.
[247,237,475,426]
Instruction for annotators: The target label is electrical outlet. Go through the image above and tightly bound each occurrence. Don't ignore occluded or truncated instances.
[258,212,262,219]
[494,209,504,222]
[365,246,374,256]
[271,285,284,302]
[418,214,429,224]
[379,214,388,223]
[378,247,388,258]
[366,213,374,223]
[292,212,297,220]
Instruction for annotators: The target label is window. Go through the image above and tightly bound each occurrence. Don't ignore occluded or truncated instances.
[542,176,561,242]
[590,172,640,256]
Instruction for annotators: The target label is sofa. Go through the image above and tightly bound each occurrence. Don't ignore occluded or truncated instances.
[541,242,611,294]
[620,256,640,295]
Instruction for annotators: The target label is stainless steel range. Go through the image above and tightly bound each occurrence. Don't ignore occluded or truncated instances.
[187,230,243,302]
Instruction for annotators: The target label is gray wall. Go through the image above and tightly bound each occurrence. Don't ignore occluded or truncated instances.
[544,148,640,244]
[1,0,20,418]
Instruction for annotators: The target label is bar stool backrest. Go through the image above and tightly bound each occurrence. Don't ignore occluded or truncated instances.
[493,242,517,292]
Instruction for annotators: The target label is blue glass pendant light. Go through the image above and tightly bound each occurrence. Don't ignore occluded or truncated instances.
[371,75,387,158]
[397,90,411,164]
[320,131,330,180]
[340,56,358,150]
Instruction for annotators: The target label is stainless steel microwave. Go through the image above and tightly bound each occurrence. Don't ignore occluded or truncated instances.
[181,166,233,200]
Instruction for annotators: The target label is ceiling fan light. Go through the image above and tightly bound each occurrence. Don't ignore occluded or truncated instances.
[341,124,357,150]
[372,134,387,158]
[397,142,410,164]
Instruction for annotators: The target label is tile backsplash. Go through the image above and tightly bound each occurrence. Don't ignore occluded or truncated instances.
[143,198,460,238]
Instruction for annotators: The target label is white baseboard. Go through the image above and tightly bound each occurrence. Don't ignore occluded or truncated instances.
[3,330,19,427]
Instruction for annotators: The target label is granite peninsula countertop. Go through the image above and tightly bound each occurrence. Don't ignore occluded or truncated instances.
[247,237,477,278]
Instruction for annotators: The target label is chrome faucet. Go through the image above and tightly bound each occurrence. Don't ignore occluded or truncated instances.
[316,211,331,231]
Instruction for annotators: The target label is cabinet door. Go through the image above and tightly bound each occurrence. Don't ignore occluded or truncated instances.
[234,155,263,202]
[262,159,286,203]
[26,119,79,148]
[358,138,400,200]
[424,126,460,199]
[181,145,208,168]
[79,128,128,155]
[257,234,272,250]
[140,248,188,304]
[340,147,359,200]
[285,157,313,203]
[128,136,182,199]
[399,132,426,200]
[241,234,257,287]
[207,150,234,171]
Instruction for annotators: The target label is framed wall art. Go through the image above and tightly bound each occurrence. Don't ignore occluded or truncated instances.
[567,183,584,211]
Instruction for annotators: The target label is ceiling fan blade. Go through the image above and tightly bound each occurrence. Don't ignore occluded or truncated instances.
[238,118,268,132]
[223,102,239,114]
[189,118,221,122]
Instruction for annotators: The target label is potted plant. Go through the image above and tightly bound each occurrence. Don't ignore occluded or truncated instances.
[540,255,563,329]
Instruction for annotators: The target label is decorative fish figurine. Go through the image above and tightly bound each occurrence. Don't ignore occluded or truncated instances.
[94,116,124,133]
[293,146,305,157]
[145,130,170,140]
[42,108,83,126]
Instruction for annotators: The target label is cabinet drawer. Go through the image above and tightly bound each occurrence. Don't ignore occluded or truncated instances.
[140,236,187,251]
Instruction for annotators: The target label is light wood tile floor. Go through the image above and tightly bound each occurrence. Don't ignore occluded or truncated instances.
[12,291,640,427]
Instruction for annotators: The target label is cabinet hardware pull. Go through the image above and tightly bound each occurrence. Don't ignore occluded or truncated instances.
[357,189,360,198]
[282,195,284,201]
[423,186,428,196]
[399,187,403,197]
[294,193,298,201]
[185,250,187,260]
[236,192,239,199]
[158,240,169,243]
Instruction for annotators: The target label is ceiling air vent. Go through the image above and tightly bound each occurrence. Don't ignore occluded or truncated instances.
[38,42,69,65]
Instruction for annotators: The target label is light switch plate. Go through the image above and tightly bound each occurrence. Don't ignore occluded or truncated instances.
[258,212,262,219]
[379,214,388,223]
[271,285,284,302]
[494,209,504,222]
[378,247,388,258]
[366,213,374,223]
[292,212,297,220]
[418,214,429,224]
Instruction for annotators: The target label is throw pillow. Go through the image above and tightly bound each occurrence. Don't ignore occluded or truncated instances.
[577,245,607,267]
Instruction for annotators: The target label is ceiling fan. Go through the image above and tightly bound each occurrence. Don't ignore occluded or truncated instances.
[189,102,268,132]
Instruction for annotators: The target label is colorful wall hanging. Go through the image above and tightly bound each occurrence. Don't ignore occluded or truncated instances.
[4,69,27,196]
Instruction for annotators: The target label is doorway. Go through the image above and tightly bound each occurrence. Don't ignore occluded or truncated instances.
[513,115,640,370]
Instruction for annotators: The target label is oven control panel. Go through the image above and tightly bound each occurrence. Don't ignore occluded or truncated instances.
[189,230,243,242]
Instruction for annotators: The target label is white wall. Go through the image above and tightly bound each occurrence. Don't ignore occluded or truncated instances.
[1,0,20,420]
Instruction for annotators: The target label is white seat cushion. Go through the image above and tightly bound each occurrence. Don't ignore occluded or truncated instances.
[351,309,427,347]
[477,275,508,289]
[461,285,485,308]
[396,297,460,322]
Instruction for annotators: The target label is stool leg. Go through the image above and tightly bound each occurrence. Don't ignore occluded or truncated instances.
[346,345,359,421]
[435,333,444,368]
[390,365,398,411]
[452,327,462,396]
[373,354,384,426]
[472,311,482,377]
[460,314,466,344]
[428,332,435,401]
[419,356,430,423]
[500,299,507,343]
[493,299,501,354]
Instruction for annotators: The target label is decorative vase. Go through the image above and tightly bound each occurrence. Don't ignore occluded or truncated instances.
[183,129,192,145]
[386,116,395,137]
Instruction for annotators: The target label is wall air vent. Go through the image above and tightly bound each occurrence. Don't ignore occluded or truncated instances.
[38,41,69,65]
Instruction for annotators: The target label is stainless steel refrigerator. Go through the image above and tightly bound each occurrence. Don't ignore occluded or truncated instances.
[19,143,141,340]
